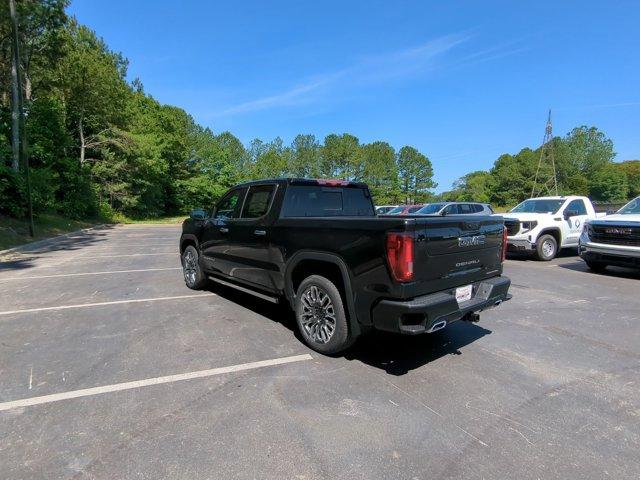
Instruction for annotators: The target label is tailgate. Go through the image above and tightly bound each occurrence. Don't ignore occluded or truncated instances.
[409,216,504,294]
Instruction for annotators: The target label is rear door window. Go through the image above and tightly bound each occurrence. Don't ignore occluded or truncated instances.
[241,184,276,219]
[281,185,374,217]
[459,204,474,214]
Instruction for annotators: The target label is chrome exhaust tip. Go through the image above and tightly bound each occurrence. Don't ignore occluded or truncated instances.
[427,320,447,333]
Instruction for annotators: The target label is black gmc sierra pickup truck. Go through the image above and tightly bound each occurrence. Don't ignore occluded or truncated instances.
[180,178,511,354]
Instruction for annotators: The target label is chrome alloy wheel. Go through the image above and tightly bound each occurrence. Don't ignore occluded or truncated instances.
[300,285,336,344]
[182,249,198,286]
[542,238,555,258]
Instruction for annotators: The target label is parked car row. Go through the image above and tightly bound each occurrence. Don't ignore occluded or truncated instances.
[376,202,493,216]
[180,179,638,355]
[376,195,640,271]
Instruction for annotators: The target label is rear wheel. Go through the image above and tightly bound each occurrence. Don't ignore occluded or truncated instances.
[295,275,353,355]
[181,245,207,290]
[586,260,607,273]
[535,234,557,261]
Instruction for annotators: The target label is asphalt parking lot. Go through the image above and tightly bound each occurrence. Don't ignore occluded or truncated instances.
[1,225,639,480]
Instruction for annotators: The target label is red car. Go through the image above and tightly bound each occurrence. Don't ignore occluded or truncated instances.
[385,205,424,215]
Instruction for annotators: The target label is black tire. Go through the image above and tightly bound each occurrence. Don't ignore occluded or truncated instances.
[181,245,207,290]
[295,275,353,355]
[586,260,607,273]
[534,234,558,261]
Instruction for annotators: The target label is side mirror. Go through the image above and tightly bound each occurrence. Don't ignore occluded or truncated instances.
[606,209,615,215]
[563,209,578,220]
[190,208,207,220]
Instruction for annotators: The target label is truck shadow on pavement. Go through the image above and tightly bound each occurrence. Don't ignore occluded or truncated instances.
[558,261,640,280]
[506,249,577,262]
[207,282,491,376]
[0,225,115,272]
[345,322,492,376]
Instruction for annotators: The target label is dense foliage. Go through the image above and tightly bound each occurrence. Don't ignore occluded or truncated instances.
[1,1,636,223]
[0,1,436,220]
[443,128,639,205]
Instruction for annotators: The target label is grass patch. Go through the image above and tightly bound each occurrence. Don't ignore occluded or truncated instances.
[121,216,186,225]
[0,213,97,251]
[0,212,186,250]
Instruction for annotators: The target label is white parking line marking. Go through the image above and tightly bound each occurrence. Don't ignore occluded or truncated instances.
[82,243,176,248]
[79,252,176,259]
[0,267,181,282]
[0,354,313,412]
[0,293,215,316]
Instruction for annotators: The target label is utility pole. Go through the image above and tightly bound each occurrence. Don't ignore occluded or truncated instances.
[531,109,558,198]
[9,0,35,237]
[9,0,20,171]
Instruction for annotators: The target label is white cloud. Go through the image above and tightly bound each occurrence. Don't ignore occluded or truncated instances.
[213,33,473,118]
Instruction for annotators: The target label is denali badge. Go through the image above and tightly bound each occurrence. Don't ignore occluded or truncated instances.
[456,259,480,267]
[458,235,486,247]
[605,227,632,235]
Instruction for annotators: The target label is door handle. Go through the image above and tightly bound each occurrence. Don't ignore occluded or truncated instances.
[219,227,229,234]
[254,229,266,236]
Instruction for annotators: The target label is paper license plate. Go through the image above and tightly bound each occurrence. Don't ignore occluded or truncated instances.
[455,284,473,303]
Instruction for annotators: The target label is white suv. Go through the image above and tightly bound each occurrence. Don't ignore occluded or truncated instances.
[502,196,602,261]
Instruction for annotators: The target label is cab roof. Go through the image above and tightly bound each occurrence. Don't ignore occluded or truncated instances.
[235,178,369,188]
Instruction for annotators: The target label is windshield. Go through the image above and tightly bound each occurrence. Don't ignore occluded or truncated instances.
[416,203,445,214]
[511,199,564,214]
[387,206,405,215]
[618,197,640,214]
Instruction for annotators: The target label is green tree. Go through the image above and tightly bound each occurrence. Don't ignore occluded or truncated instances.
[447,170,492,203]
[396,146,436,203]
[361,141,399,204]
[57,23,130,165]
[289,134,321,177]
[616,160,640,198]
[321,133,361,179]
[589,164,628,202]
[489,148,537,206]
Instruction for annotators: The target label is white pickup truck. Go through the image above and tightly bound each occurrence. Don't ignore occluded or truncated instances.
[579,196,640,271]
[502,196,604,261]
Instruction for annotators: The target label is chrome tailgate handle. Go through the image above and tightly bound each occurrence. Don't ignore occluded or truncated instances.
[254,229,266,236]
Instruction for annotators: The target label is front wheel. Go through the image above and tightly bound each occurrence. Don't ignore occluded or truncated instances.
[534,234,558,261]
[181,245,207,290]
[295,275,353,355]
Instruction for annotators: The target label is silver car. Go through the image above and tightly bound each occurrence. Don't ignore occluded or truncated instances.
[415,202,494,216]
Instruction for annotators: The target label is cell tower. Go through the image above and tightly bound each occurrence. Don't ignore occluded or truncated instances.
[531,110,558,197]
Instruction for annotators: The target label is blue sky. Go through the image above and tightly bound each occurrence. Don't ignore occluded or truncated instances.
[69,0,640,192]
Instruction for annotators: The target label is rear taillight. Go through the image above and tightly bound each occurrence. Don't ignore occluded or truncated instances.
[501,226,508,262]
[386,233,414,282]
[316,179,350,187]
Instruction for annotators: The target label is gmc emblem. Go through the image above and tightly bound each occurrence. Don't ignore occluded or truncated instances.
[458,235,486,247]
[605,227,632,235]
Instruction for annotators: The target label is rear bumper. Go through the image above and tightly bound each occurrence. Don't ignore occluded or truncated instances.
[371,276,511,335]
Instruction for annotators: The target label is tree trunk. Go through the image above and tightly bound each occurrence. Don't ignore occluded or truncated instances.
[24,73,32,101]
[79,118,85,165]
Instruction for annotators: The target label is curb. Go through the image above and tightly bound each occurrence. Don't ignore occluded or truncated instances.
[0,224,111,257]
